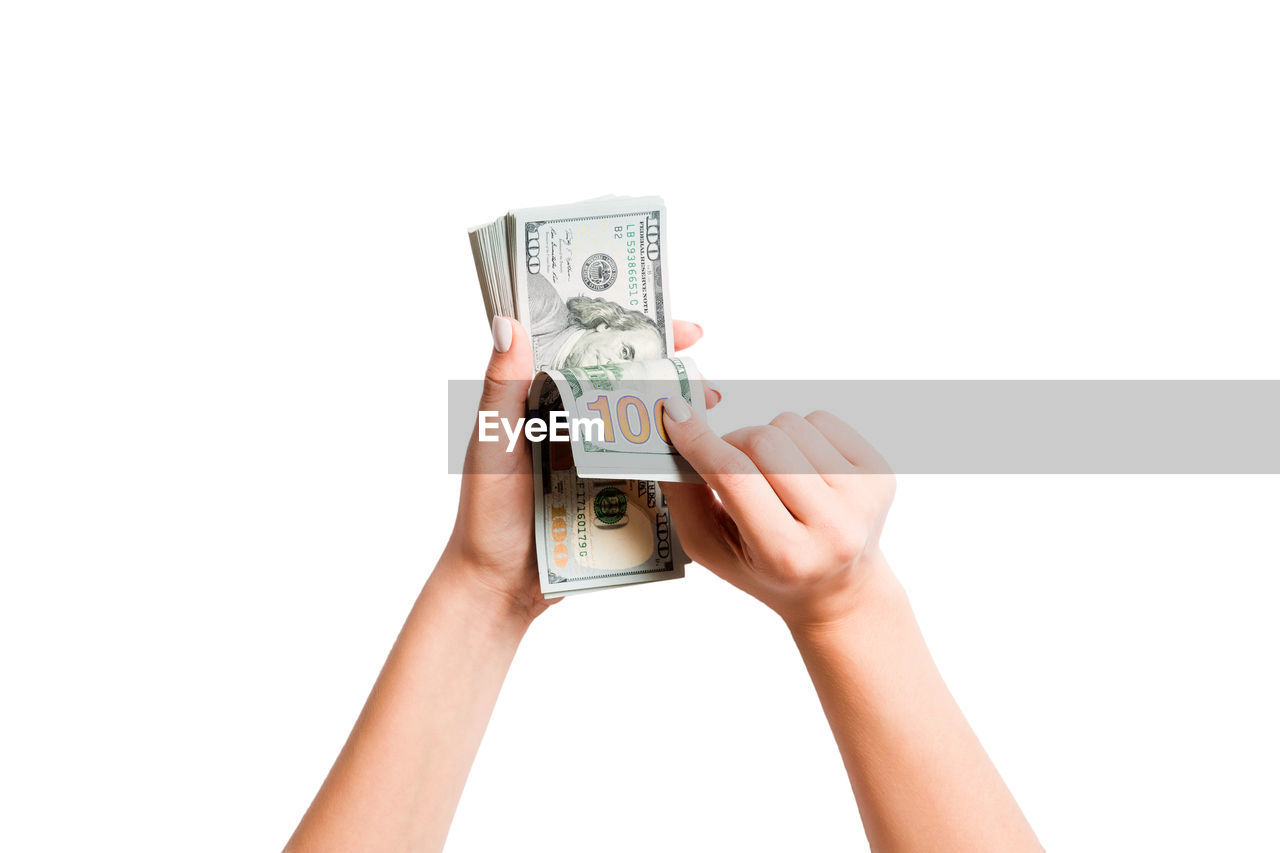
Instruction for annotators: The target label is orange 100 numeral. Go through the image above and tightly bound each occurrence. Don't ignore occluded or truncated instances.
[549,507,569,569]
[584,395,676,446]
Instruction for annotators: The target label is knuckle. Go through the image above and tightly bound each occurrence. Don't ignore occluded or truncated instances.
[806,409,856,438]
[479,365,523,408]
[684,430,756,482]
[716,456,762,488]
[862,448,893,475]
[853,471,894,502]
[739,425,787,460]
[771,552,808,584]
[684,427,721,459]
[770,411,805,430]
[767,533,821,584]
[810,518,863,565]
[805,409,839,427]
[482,358,508,386]
[786,558,826,586]
[830,531,864,565]
[478,385,511,411]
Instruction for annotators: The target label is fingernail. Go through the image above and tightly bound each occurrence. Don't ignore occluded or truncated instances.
[664,395,691,423]
[491,315,512,353]
[705,378,722,405]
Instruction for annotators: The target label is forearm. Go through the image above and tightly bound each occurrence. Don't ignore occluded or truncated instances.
[790,558,1041,853]
[287,558,532,852]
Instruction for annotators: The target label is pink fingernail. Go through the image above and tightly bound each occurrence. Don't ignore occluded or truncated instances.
[663,395,692,423]
[491,316,512,353]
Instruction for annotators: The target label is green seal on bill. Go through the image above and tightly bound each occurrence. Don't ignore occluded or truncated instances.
[592,487,628,526]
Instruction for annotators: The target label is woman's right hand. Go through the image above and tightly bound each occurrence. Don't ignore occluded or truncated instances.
[659,404,897,631]
[661,402,1045,853]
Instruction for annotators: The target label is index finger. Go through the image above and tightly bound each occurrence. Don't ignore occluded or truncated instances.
[660,397,796,533]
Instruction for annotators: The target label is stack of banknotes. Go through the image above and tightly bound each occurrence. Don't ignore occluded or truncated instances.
[468,196,704,597]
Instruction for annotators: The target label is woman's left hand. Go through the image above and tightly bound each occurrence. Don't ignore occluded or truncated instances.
[437,317,713,623]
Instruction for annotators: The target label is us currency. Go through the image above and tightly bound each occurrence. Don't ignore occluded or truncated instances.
[530,356,707,482]
[468,196,691,596]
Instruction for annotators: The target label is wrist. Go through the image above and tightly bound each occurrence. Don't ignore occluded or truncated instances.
[428,550,540,636]
[782,552,909,644]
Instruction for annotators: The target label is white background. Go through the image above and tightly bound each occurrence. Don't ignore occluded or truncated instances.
[2,2,1278,851]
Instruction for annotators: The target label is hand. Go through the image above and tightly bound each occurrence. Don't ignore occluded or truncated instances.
[660,407,896,630]
[438,317,715,623]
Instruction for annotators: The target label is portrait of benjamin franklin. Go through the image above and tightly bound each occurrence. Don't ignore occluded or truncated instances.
[527,272,664,371]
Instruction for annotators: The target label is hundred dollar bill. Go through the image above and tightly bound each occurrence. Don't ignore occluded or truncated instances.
[472,196,674,372]
[468,196,689,595]
[532,456,684,598]
[530,357,706,483]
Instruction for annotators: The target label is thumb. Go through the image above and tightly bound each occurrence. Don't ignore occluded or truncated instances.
[661,480,740,571]
[467,316,533,473]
